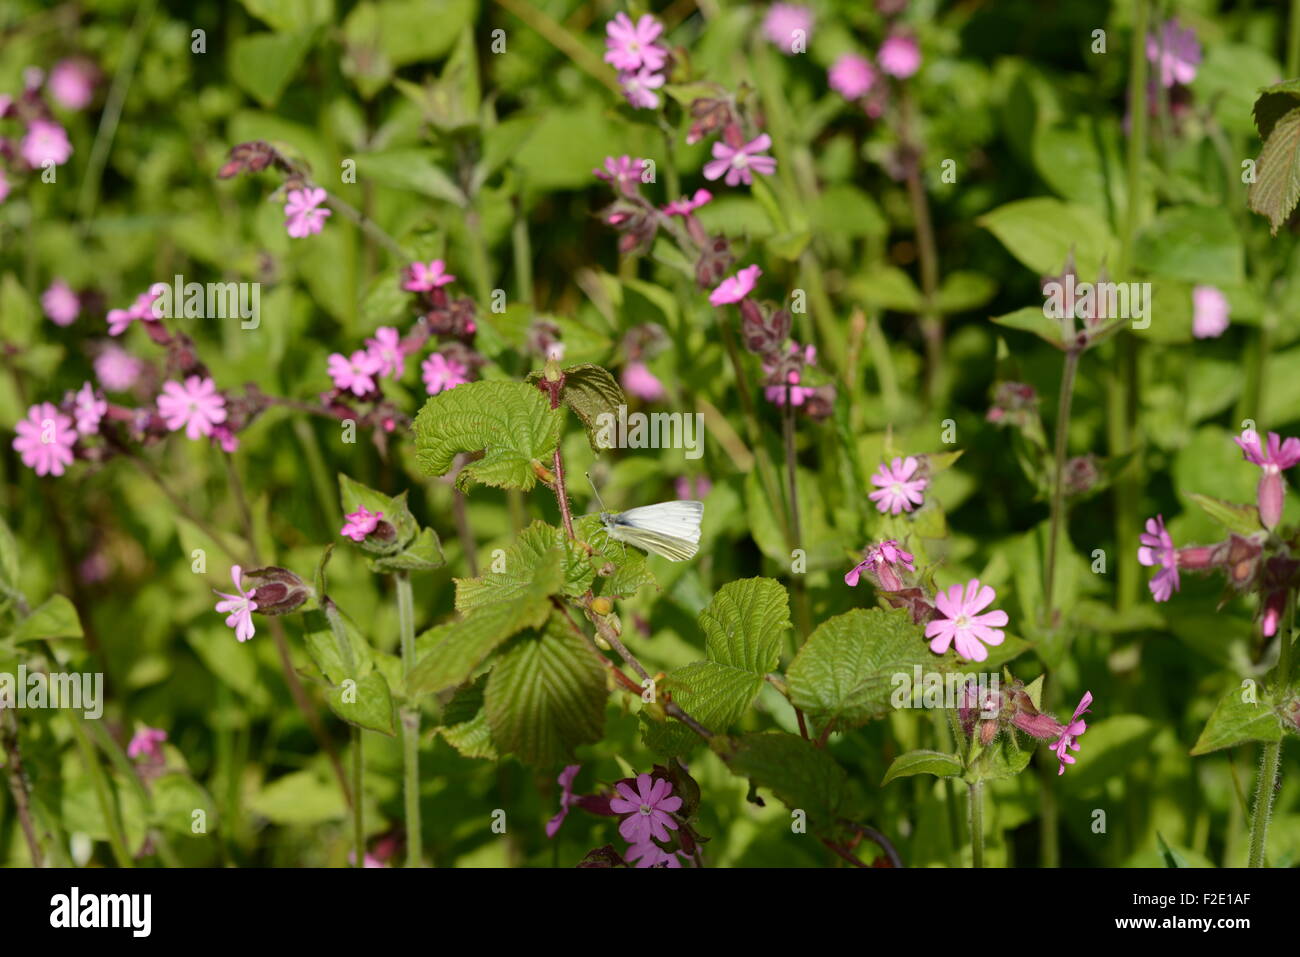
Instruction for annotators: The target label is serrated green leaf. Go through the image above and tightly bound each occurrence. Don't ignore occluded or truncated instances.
[723,731,851,827]
[1191,686,1282,755]
[1248,106,1300,236]
[882,749,964,785]
[699,578,791,673]
[484,614,606,766]
[437,675,498,760]
[1253,78,1300,139]
[453,523,590,611]
[413,381,563,491]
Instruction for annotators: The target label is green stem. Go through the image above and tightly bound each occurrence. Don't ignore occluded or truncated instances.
[69,712,133,867]
[395,572,422,868]
[1247,741,1281,867]
[969,780,985,868]
[85,721,181,867]
[1045,348,1081,624]
[1289,0,1300,76]
[324,601,364,867]
[900,89,943,407]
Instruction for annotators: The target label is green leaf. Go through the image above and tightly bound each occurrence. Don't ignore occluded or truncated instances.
[1134,206,1244,285]
[368,527,445,572]
[230,29,318,108]
[0,515,21,603]
[453,523,589,612]
[238,0,333,32]
[787,608,934,729]
[436,676,498,760]
[327,669,396,735]
[846,265,923,312]
[937,271,998,314]
[1186,493,1263,536]
[1191,685,1283,755]
[359,149,468,207]
[882,749,964,785]
[990,305,1065,349]
[1157,831,1189,868]
[1248,106,1300,236]
[408,559,561,696]
[249,770,347,825]
[525,364,627,453]
[722,731,851,827]
[413,380,563,491]
[301,608,374,685]
[13,595,82,643]
[1252,78,1300,140]
[484,614,606,766]
[978,197,1116,278]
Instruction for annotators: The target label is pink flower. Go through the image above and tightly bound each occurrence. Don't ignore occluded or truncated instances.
[609,773,682,846]
[662,189,712,217]
[1137,514,1179,602]
[214,565,257,643]
[762,3,814,54]
[620,67,665,110]
[49,58,97,111]
[763,343,817,406]
[1147,19,1200,88]
[402,259,456,292]
[42,279,80,326]
[593,155,645,196]
[604,13,668,72]
[340,506,383,542]
[328,350,382,397]
[421,352,469,394]
[545,764,582,838]
[703,134,777,187]
[156,376,228,440]
[1234,428,1300,529]
[107,287,163,336]
[95,344,144,391]
[1192,285,1229,339]
[72,382,106,436]
[924,579,1009,662]
[127,726,167,763]
[845,539,914,589]
[675,475,713,500]
[868,456,927,514]
[878,34,921,78]
[1051,692,1092,775]
[284,187,331,238]
[20,119,72,168]
[622,361,665,401]
[12,402,77,477]
[365,326,405,378]
[709,264,762,305]
[625,841,683,868]
[829,53,876,100]
[211,424,239,453]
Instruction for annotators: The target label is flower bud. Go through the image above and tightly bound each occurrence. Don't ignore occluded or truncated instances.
[239,566,311,615]
[1258,471,1284,529]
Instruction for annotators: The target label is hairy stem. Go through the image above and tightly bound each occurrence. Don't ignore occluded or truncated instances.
[70,711,133,867]
[1248,741,1281,867]
[1045,348,1080,624]
[969,780,985,869]
[395,572,422,868]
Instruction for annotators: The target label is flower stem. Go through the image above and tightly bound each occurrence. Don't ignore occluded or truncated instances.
[395,571,422,868]
[324,600,365,867]
[969,780,985,868]
[0,709,43,866]
[1247,740,1281,867]
[1045,348,1080,623]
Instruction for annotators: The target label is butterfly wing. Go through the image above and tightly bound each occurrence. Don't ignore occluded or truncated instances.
[607,501,703,561]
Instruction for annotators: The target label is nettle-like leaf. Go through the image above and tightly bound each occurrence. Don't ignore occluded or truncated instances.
[413,380,562,490]
[525,363,626,452]
[574,514,657,599]
[454,523,592,612]
[721,731,854,828]
[1248,105,1300,235]
[435,675,498,760]
[1191,685,1283,755]
[644,578,791,756]
[1253,78,1300,140]
[408,559,564,697]
[484,613,606,766]
[882,749,964,785]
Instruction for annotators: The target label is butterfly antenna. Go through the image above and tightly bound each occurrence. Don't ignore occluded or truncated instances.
[585,472,609,513]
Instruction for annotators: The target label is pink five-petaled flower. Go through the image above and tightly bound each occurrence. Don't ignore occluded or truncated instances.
[42,279,80,326]
[1051,691,1093,775]
[545,764,582,839]
[107,287,163,336]
[878,34,921,78]
[127,726,167,763]
[20,119,73,169]
[365,326,405,378]
[868,456,927,515]
[72,383,106,436]
[1137,514,1179,602]
[12,402,77,477]
[1147,19,1201,88]
[620,67,665,110]
[622,361,665,401]
[829,53,876,100]
[604,13,668,73]
[625,841,683,868]
[328,350,382,397]
[662,189,712,217]
[284,187,331,238]
[762,3,814,54]
[49,58,98,111]
[610,773,682,846]
[845,539,915,590]
[402,259,456,292]
[214,565,258,642]
[1192,285,1229,339]
[593,155,645,196]
[156,376,228,440]
[709,264,762,306]
[1234,428,1300,529]
[95,344,144,391]
[340,506,383,543]
[703,134,777,187]
[422,352,470,395]
[924,579,1009,662]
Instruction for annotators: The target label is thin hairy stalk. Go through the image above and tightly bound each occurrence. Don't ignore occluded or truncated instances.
[1044,347,1080,622]
[0,709,42,866]
[1249,594,1297,866]
[395,572,422,867]
[969,780,985,868]
[324,600,365,866]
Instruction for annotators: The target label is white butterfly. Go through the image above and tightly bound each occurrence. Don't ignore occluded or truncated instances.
[587,475,703,561]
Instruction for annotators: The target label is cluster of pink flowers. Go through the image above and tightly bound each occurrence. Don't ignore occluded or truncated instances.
[828,32,920,117]
[0,61,94,205]
[605,13,669,111]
